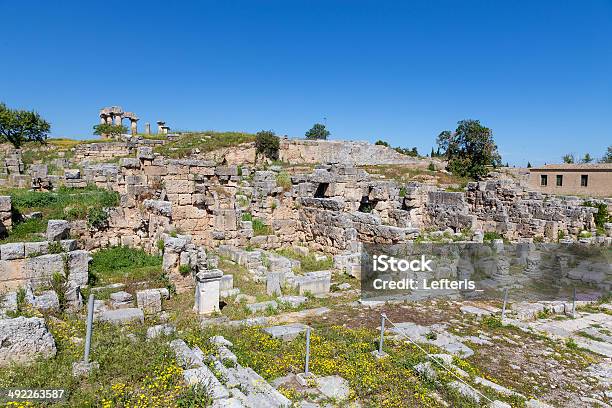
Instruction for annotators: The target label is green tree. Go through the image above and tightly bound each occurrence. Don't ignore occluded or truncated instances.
[375,140,390,147]
[0,102,50,148]
[562,154,575,164]
[93,123,128,139]
[436,119,501,179]
[581,153,593,163]
[602,146,612,163]
[255,130,280,161]
[527,161,532,168]
[305,123,330,140]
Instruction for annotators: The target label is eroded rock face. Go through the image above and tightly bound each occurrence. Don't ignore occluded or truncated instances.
[0,316,56,366]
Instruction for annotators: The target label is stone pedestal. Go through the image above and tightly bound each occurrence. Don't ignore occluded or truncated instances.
[194,269,223,315]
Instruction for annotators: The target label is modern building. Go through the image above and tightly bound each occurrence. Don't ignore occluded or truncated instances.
[528,163,612,197]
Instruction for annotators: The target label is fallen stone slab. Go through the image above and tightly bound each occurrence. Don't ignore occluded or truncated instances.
[388,322,473,357]
[474,376,524,398]
[110,291,133,309]
[183,365,230,400]
[278,295,308,308]
[525,399,555,408]
[448,381,480,403]
[460,305,494,317]
[0,316,57,366]
[246,300,278,314]
[97,308,144,325]
[262,323,309,341]
[169,339,204,369]
[316,375,350,401]
[146,324,176,339]
[210,335,233,347]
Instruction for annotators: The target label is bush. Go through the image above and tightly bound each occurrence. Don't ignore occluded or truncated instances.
[582,201,610,230]
[252,219,272,236]
[375,140,390,147]
[483,231,503,241]
[87,207,109,229]
[179,264,192,276]
[255,130,280,161]
[276,172,291,190]
[427,162,436,171]
[241,212,253,222]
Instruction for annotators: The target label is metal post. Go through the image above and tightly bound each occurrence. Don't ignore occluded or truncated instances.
[379,314,386,354]
[83,294,95,363]
[572,287,577,319]
[501,288,509,320]
[304,327,311,375]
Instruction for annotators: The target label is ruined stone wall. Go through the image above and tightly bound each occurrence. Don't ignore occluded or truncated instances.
[72,139,164,163]
[278,139,440,167]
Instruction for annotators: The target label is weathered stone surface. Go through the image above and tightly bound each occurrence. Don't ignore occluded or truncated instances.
[0,242,25,260]
[146,324,176,339]
[97,308,144,325]
[448,381,480,403]
[246,301,278,314]
[316,375,350,400]
[46,220,70,241]
[262,323,309,341]
[136,289,162,314]
[0,316,57,366]
[183,366,230,400]
[278,295,307,308]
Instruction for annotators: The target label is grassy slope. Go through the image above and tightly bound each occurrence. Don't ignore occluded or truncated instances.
[0,186,119,243]
[153,131,256,159]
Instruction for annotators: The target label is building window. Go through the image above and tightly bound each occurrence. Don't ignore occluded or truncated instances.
[540,175,548,186]
[581,175,588,187]
[556,175,563,186]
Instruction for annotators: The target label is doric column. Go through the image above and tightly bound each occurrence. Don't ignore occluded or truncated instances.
[114,114,122,126]
[156,121,165,134]
[130,119,138,135]
[145,123,151,135]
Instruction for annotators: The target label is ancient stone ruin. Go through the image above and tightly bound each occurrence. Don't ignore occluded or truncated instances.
[0,132,610,407]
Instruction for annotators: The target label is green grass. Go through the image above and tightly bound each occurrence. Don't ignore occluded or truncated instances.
[89,246,163,286]
[252,218,272,236]
[274,247,333,273]
[0,186,120,243]
[153,131,256,159]
[0,315,209,407]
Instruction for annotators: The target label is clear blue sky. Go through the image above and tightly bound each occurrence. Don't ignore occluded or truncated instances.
[1,0,611,165]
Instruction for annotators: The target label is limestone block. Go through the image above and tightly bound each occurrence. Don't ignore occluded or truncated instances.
[146,323,176,339]
[220,274,233,291]
[266,272,282,296]
[67,250,91,286]
[136,289,163,314]
[0,317,57,366]
[97,308,144,325]
[0,242,25,260]
[262,323,309,341]
[64,169,81,179]
[0,196,11,212]
[46,220,70,241]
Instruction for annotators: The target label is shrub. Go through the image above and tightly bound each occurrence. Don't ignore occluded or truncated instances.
[241,212,253,222]
[252,219,272,236]
[276,172,292,190]
[50,271,68,311]
[48,241,64,254]
[483,231,503,241]
[93,123,128,138]
[482,315,503,329]
[375,140,390,147]
[565,338,578,349]
[255,130,280,161]
[582,201,610,230]
[179,264,192,276]
[87,207,109,229]
[427,162,436,171]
